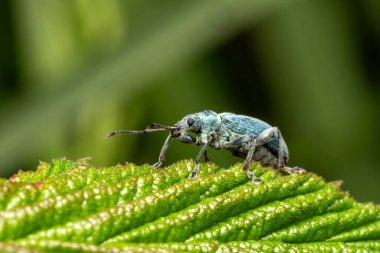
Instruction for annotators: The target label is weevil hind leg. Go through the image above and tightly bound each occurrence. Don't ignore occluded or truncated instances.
[241,127,288,182]
[282,166,307,174]
[255,127,285,168]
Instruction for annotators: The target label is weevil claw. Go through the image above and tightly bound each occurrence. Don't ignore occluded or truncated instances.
[189,164,200,179]
[252,177,263,184]
[151,161,163,169]
[245,170,263,184]
[283,166,307,174]
[105,132,116,138]
[294,167,307,173]
[188,171,197,179]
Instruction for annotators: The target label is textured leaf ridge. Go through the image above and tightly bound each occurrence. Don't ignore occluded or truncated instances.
[0,158,377,252]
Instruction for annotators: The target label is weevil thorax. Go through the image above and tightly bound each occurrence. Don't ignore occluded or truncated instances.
[195,110,221,132]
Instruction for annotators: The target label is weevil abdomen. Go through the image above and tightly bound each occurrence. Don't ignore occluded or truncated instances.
[217,113,289,167]
[230,142,283,168]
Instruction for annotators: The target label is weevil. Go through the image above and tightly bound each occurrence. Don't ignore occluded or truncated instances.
[106,110,306,183]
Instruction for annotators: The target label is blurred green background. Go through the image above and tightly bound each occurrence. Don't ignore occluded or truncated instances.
[0,0,379,201]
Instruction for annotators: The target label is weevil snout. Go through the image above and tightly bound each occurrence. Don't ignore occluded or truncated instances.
[170,126,197,144]
[170,127,181,138]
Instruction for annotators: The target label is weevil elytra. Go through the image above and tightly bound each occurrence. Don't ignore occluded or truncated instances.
[106,110,306,183]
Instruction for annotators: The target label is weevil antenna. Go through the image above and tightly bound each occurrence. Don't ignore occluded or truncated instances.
[105,124,177,138]
[148,123,177,130]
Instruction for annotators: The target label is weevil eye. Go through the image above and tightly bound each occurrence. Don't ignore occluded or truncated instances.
[187,118,195,127]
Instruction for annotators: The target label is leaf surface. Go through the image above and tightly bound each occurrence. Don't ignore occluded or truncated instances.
[0,158,378,252]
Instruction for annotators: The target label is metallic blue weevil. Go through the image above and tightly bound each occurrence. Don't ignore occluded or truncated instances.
[106,110,306,183]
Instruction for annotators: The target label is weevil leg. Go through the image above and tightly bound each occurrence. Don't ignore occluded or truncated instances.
[255,127,285,168]
[242,138,263,184]
[151,135,172,169]
[189,133,217,179]
[189,142,210,179]
[282,166,307,174]
[276,128,284,168]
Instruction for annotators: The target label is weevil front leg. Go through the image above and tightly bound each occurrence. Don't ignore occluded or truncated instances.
[152,135,172,169]
[189,142,208,178]
[189,133,216,178]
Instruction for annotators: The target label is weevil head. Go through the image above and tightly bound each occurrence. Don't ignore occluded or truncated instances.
[171,114,201,137]
[171,110,221,143]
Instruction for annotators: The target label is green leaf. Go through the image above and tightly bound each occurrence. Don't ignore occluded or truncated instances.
[0,158,378,252]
